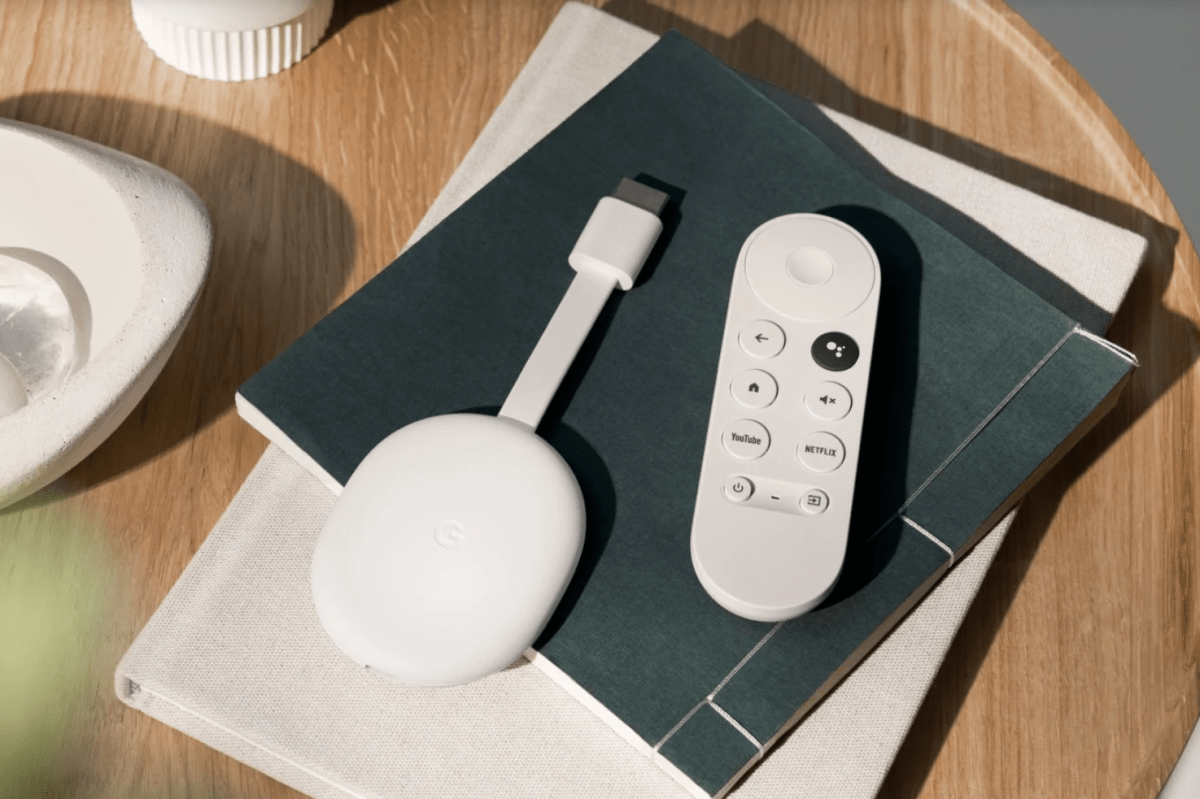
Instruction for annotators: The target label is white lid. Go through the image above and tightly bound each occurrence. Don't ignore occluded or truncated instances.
[131,0,335,81]
[134,0,322,32]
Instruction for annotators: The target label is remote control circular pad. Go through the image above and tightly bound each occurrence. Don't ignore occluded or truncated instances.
[744,215,876,322]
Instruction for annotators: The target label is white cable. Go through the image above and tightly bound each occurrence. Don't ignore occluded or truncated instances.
[498,268,617,428]
[498,178,667,429]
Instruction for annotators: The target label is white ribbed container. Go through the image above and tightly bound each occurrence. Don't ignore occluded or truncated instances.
[131,0,334,81]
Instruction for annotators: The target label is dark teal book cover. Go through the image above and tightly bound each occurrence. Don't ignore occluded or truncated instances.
[238,32,1134,797]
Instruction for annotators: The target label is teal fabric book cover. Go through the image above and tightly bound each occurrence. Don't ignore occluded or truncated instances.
[237,32,1134,797]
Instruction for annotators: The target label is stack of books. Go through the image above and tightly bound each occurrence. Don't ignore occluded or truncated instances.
[118,6,1144,798]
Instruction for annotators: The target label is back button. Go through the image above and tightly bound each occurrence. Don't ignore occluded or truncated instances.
[739,320,786,359]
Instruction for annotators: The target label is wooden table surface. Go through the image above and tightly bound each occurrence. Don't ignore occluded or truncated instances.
[1,1,1196,797]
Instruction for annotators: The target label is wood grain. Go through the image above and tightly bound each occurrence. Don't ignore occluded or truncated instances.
[0,1,1194,797]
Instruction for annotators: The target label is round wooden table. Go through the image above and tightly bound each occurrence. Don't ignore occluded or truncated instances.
[1,1,1195,797]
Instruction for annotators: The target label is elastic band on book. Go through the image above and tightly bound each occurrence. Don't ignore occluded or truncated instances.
[898,324,1079,512]
[654,698,765,755]
[902,515,954,563]
[708,699,764,752]
[709,621,783,698]
[1074,326,1138,364]
[852,325,1078,560]
[653,700,706,752]
[655,622,782,752]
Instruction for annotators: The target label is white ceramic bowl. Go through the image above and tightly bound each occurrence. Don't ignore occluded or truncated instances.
[0,119,211,507]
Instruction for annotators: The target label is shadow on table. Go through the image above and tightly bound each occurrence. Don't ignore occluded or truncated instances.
[322,0,400,42]
[597,2,1195,796]
[0,95,356,503]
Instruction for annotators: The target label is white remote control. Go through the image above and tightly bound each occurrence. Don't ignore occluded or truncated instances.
[690,213,881,622]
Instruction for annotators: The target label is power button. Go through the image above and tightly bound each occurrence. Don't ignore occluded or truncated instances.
[723,475,754,503]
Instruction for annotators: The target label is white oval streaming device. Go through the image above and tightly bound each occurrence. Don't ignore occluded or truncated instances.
[311,413,586,686]
[310,178,670,686]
